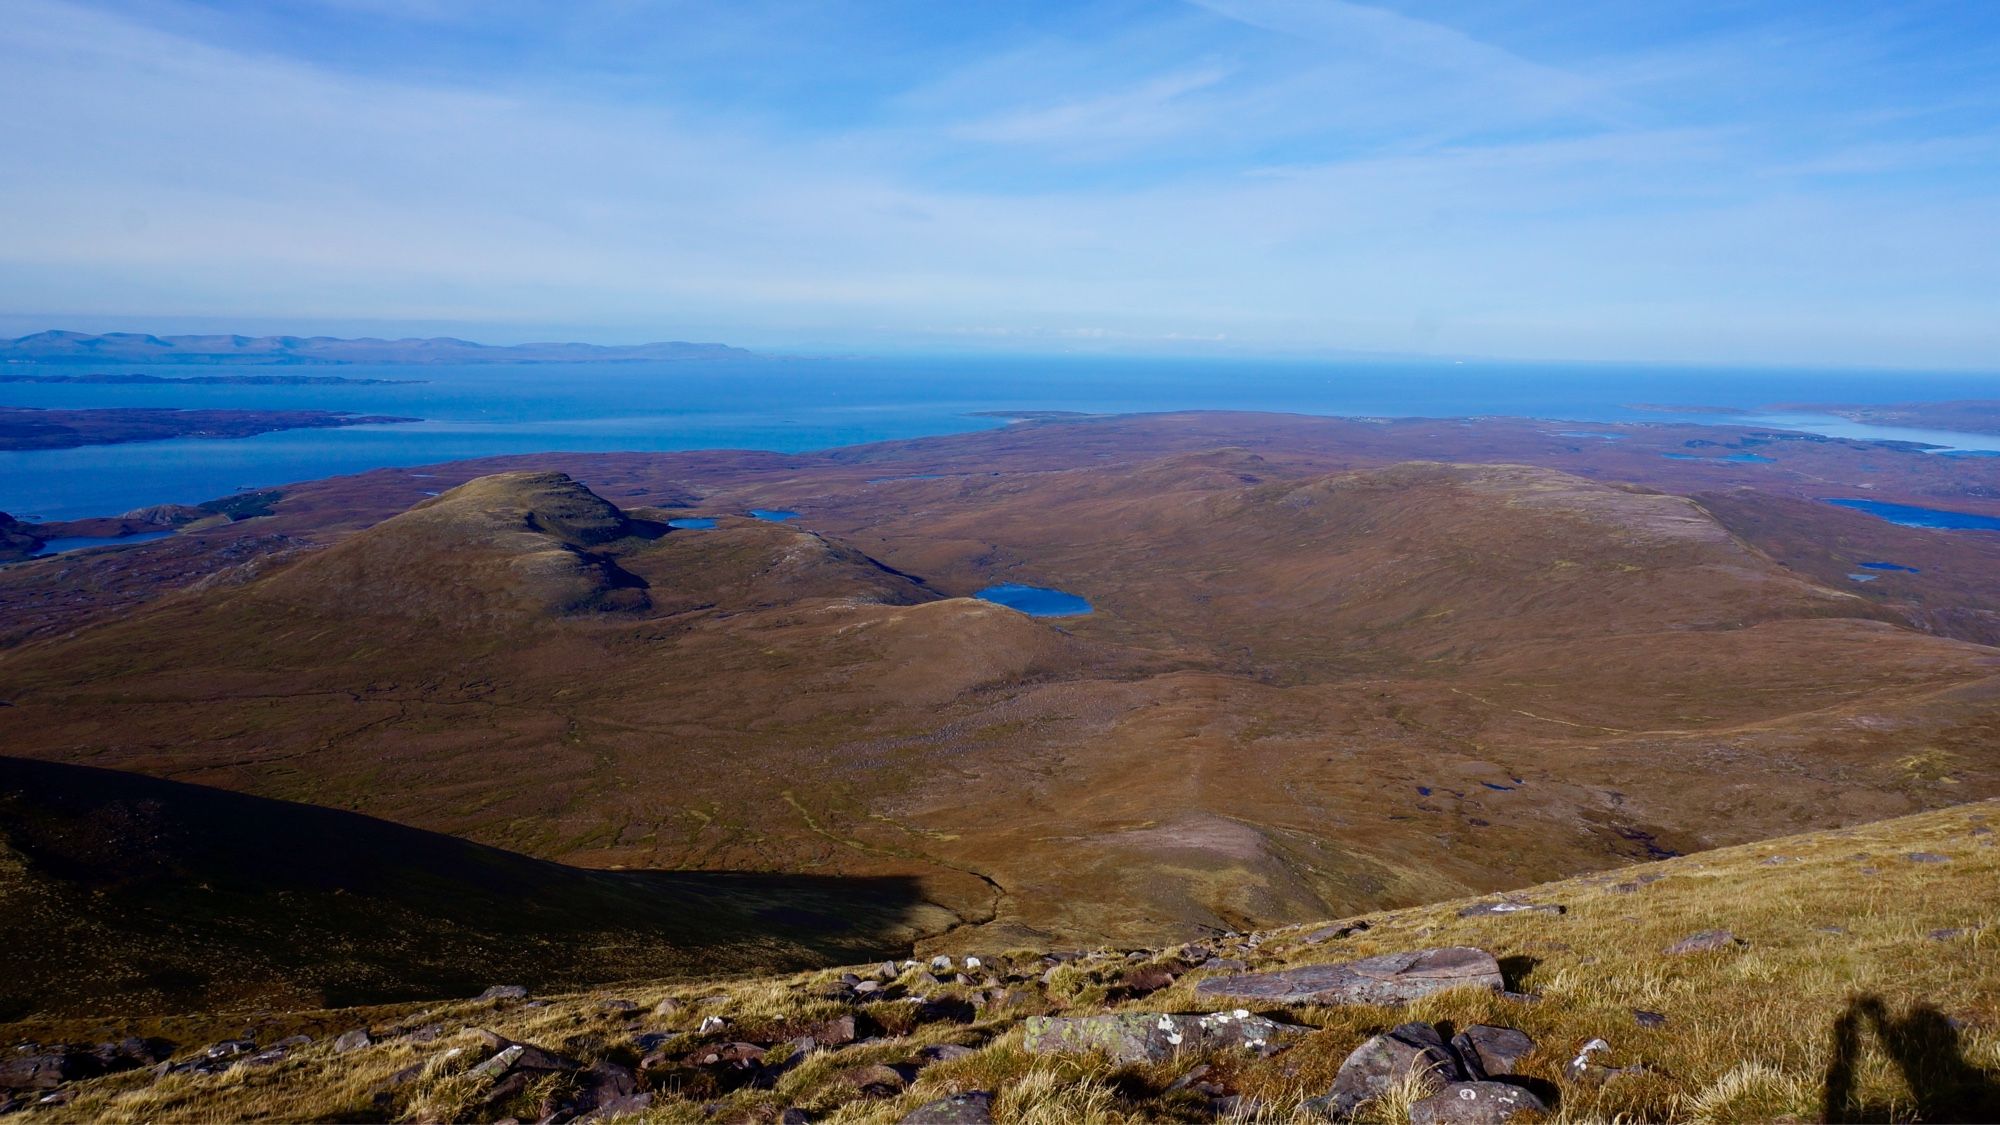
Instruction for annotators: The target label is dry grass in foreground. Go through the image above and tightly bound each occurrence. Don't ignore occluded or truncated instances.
[10,799,1998,1123]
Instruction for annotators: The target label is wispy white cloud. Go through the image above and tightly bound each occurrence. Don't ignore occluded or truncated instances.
[0,0,1995,368]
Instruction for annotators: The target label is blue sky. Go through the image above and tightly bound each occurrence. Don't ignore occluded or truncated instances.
[1,0,1997,367]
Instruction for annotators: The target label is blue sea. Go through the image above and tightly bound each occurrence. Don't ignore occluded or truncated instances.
[2,355,1996,521]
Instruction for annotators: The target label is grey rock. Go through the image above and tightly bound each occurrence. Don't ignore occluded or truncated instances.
[917,1043,978,1063]
[1301,922,1370,945]
[0,1050,92,1092]
[1456,901,1564,918]
[899,1091,995,1124]
[565,1061,648,1123]
[1633,1010,1668,1029]
[476,984,529,1002]
[1906,852,1951,863]
[205,1039,255,1060]
[1195,947,1503,1006]
[1315,1023,1463,1119]
[1450,1025,1534,1080]
[1409,1081,1549,1124]
[598,999,639,1014]
[1664,929,1743,954]
[333,1029,372,1054]
[467,1033,577,1079]
[1022,1010,1306,1065]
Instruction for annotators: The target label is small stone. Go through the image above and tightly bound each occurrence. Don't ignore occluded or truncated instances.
[853,980,883,994]
[807,1014,858,1047]
[917,1043,977,1064]
[598,999,639,1013]
[1409,1081,1549,1124]
[841,1062,911,1096]
[1665,929,1743,955]
[333,1029,372,1054]
[1633,1010,1668,1029]
[1118,966,1177,995]
[900,1091,995,1124]
[1905,852,1951,864]
[698,1015,730,1034]
[1450,1026,1534,1079]
[476,985,529,1002]
[690,1042,766,1070]
[929,955,955,972]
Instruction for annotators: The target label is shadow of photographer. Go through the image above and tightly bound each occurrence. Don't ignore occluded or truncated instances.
[1823,995,2000,1123]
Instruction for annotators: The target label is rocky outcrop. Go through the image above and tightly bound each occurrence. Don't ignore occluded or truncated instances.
[1195,947,1504,1006]
[1022,1010,1308,1065]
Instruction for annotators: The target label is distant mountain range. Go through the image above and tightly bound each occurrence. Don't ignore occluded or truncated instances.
[0,331,756,365]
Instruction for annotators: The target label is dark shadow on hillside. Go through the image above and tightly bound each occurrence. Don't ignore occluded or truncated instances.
[1822,995,2000,1122]
[0,756,950,1020]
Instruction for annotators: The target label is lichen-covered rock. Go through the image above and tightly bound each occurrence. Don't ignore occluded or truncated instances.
[1310,1023,1464,1120]
[1195,947,1503,1006]
[1021,1010,1306,1065]
[1408,1081,1548,1124]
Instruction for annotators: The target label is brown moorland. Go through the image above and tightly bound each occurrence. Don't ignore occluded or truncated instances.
[3,412,1996,969]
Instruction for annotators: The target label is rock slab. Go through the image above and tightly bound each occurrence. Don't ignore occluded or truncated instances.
[1195,947,1503,1006]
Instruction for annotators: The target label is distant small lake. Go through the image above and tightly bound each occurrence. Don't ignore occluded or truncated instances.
[1858,561,1919,573]
[749,509,799,522]
[31,530,174,557]
[1825,498,2000,531]
[975,582,1093,617]
[667,517,716,529]
[1556,431,1626,441]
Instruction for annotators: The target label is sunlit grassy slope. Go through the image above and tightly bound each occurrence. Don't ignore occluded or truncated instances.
[18,799,1996,1123]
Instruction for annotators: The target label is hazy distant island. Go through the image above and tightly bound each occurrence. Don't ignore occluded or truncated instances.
[0,405,419,451]
[1766,399,2000,437]
[0,371,424,386]
[0,330,756,365]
